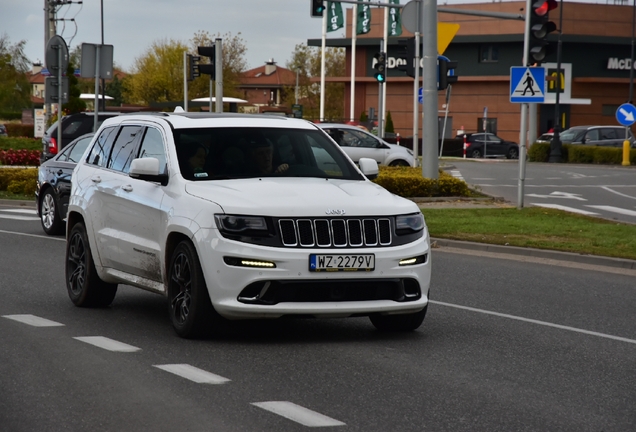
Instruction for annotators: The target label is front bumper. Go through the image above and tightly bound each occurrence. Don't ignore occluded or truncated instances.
[194,228,431,319]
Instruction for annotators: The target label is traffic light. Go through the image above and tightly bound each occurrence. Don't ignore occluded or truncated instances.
[310,0,325,17]
[396,38,416,78]
[197,46,216,80]
[529,0,557,63]
[188,54,200,81]
[373,52,387,83]
[438,59,458,90]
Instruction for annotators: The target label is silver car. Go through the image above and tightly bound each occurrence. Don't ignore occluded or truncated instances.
[318,123,416,167]
[559,126,635,148]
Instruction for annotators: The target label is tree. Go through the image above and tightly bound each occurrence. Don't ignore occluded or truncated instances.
[0,33,31,113]
[385,111,394,133]
[188,31,248,103]
[62,61,86,114]
[122,38,189,106]
[284,44,345,121]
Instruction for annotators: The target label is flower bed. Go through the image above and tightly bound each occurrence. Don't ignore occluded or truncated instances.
[0,149,41,166]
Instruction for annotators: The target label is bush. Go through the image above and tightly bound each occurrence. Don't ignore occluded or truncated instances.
[0,149,41,166]
[372,166,473,197]
[0,112,22,121]
[0,168,38,196]
[5,123,35,138]
[0,137,42,151]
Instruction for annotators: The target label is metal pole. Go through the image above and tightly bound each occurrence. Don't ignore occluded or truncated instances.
[421,0,438,179]
[517,0,532,209]
[377,40,384,137]
[412,0,421,166]
[349,4,357,122]
[57,44,63,149]
[320,12,327,121]
[296,68,300,105]
[100,0,105,112]
[629,0,635,102]
[549,0,564,162]
[215,38,223,113]
[439,85,451,157]
[93,45,100,132]
[381,5,389,139]
[183,51,188,112]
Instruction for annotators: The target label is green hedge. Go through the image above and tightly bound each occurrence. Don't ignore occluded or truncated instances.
[0,113,22,121]
[0,137,42,151]
[528,142,636,164]
[4,123,35,138]
[0,168,38,196]
[373,166,473,197]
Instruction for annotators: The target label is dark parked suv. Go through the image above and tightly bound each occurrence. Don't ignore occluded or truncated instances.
[41,112,119,162]
[461,133,520,159]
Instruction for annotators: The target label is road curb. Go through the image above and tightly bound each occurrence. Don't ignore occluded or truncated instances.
[0,199,35,208]
[432,237,636,270]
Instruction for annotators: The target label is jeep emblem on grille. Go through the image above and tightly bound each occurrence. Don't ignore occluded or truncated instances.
[326,209,346,215]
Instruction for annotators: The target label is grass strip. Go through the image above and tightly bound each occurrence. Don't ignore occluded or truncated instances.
[421,207,636,261]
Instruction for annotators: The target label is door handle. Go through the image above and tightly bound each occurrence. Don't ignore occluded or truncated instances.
[57,169,64,175]
[122,185,133,192]
[91,176,102,183]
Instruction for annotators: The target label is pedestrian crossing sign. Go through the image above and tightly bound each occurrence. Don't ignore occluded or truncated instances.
[510,67,545,103]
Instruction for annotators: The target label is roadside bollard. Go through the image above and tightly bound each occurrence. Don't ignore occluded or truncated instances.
[463,134,467,159]
[396,133,400,146]
[623,140,631,166]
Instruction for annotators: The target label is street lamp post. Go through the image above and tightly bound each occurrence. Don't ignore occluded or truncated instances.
[549,0,564,163]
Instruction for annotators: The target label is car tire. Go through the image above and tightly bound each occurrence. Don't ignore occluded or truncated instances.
[40,189,65,235]
[470,149,482,158]
[369,305,428,332]
[507,147,520,159]
[389,160,410,167]
[66,222,118,307]
[168,240,222,338]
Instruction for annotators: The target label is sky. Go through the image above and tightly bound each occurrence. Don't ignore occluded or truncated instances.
[2,0,611,73]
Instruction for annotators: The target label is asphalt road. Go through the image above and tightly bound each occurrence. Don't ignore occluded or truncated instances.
[1,206,635,431]
[446,159,636,224]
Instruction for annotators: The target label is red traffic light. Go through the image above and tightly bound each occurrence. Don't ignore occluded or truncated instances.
[533,0,558,16]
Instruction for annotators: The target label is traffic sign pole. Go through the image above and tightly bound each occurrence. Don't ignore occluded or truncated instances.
[616,103,636,166]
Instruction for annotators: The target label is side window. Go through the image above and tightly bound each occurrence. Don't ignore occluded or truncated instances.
[56,142,75,162]
[108,125,144,173]
[87,126,118,167]
[586,129,600,141]
[137,127,167,174]
[486,134,501,143]
[601,128,618,140]
[67,136,93,163]
[62,120,84,136]
[350,130,380,148]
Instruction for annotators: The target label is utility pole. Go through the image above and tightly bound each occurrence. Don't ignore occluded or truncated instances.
[421,0,438,179]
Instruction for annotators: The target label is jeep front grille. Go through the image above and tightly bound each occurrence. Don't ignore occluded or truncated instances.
[278,218,392,248]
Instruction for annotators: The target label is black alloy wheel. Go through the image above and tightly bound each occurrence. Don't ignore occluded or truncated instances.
[369,305,428,332]
[470,148,482,158]
[66,222,117,307]
[40,189,64,235]
[507,147,520,159]
[168,240,221,338]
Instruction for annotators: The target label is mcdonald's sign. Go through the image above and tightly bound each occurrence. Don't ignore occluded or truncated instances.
[546,69,565,93]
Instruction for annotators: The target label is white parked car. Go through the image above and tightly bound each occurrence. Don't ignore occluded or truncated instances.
[66,112,431,338]
[317,123,415,167]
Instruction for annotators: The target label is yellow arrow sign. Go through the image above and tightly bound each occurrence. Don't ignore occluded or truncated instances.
[438,23,460,55]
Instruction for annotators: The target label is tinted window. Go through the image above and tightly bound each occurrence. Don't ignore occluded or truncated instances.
[87,126,118,167]
[601,128,618,140]
[138,127,167,174]
[62,120,84,135]
[67,136,93,163]
[108,125,143,173]
[55,142,76,161]
[586,129,600,141]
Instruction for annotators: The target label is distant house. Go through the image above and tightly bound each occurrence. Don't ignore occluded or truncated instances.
[238,59,297,114]
[28,63,46,107]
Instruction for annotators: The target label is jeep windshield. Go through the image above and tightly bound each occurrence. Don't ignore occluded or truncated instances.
[173,127,365,181]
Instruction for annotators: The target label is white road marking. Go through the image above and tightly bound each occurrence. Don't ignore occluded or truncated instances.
[252,401,345,427]
[73,336,141,352]
[530,203,600,215]
[601,186,636,200]
[472,178,496,180]
[0,209,37,214]
[2,314,64,327]
[0,229,65,241]
[526,191,587,201]
[153,364,230,384]
[586,205,636,217]
[450,170,464,181]
[430,300,636,345]
[0,214,40,221]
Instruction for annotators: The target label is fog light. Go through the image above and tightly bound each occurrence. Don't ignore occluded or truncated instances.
[224,257,276,268]
[399,254,427,266]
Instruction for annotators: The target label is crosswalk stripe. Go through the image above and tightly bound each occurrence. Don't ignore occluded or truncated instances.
[2,314,64,327]
[73,336,141,352]
[0,209,37,214]
[252,401,346,427]
[530,203,600,216]
[0,214,40,221]
[154,364,231,384]
[586,205,636,217]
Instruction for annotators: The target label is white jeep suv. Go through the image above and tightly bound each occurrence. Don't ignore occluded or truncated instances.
[66,112,431,338]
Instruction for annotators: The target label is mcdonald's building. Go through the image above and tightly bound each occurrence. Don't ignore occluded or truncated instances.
[308,1,636,144]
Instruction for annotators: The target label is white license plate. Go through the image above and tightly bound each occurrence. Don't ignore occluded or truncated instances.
[309,254,375,272]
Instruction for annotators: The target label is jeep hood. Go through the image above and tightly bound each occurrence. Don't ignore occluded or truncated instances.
[185,178,418,217]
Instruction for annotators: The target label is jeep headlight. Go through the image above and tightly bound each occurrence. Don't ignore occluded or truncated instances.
[395,213,425,233]
[215,215,268,233]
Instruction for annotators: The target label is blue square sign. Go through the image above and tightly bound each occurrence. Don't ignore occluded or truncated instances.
[510,67,545,103]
